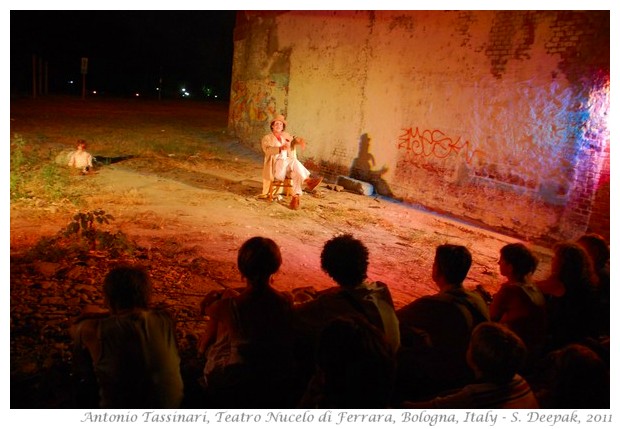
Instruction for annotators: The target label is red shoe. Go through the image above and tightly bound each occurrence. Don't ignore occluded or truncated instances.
[290,195,300,210]
[305,176,323,192]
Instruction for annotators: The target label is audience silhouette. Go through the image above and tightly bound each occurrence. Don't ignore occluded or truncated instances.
[65,233,609,409]
[536,241,599,351]
[294,234,400,383]
[69,264,184,408]
[395,244,489,400]
[402,322,539,408]
[576,233,610,338]
[534,343,610,408]
[197,236,300,408]
[298,315,396,408]
[489,242,547,370]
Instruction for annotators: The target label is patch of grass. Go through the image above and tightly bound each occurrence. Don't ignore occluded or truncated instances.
[10,134,81,204]
[10,135,29,199]
[40,163,69,201]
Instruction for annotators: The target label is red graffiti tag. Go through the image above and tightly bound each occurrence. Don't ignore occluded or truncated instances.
[397,127,481,164]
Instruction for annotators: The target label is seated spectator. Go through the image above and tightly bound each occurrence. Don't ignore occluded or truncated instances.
[298,315,396,408]
[489,242,547,369]
[197,236,300,408]
[536,241,599,350]
[402,322,539,408]
[69,264,184,408]
[294,234,400,383]
[576,233,610,337]
[534,343,610,408]
[396,244,489,400]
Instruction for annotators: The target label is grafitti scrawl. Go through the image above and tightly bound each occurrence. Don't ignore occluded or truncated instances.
[230,80,278,126]
[397,127,484,165]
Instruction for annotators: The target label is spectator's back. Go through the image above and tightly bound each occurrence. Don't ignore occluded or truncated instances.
[395,244,489,400]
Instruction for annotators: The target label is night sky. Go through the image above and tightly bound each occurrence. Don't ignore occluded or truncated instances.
[10,10,237,99]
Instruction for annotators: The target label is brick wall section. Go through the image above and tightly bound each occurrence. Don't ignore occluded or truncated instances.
[485,11,540,79]
[545,11,610,242]
[586,142,610,241]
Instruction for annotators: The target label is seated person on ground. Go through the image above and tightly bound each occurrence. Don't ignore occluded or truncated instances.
[295,234,400,352]
[402,322,539,409]
[576,233,610,338]
[395,244,490,400]
[295,234,400,382]
[298,315,397,409]
[533,342,610,409]
[536,241,599,350]
[67,139,93,174]
[69,264,184,408]
[198,236,300,408]
[489,242,547,369]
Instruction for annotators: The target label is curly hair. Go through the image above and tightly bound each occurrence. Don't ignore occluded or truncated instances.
[576,233,609,272]
[552,241,596,294]
[321,234,369,288]
[468,322,526,383]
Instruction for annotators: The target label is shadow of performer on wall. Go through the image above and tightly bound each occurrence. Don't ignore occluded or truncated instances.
[350,133,394,198]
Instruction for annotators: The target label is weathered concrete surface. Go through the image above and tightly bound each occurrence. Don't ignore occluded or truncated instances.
[228,11,609,243]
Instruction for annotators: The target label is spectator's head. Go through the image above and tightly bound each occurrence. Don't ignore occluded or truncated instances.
[315,316,396,408]
[237,236,282,288]
[432,244,472,286]
[76,139,87,150]
[467,322,527,383]
[551,241,595,291]
[576,233,609,272]
[499,242,539,281]
[103,265,152,312]
[544,343,610,408]
[321,234,369,288]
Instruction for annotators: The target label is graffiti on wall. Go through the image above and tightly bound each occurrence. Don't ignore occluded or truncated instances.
[230,80,279,128]
[396,127,484,166]
[396,126,545,192]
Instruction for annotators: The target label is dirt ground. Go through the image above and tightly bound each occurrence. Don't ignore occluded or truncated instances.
[10,127,555,303]
[8,97,554,408]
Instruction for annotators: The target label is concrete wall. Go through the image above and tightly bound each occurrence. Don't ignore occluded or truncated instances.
[228,10,610,243]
